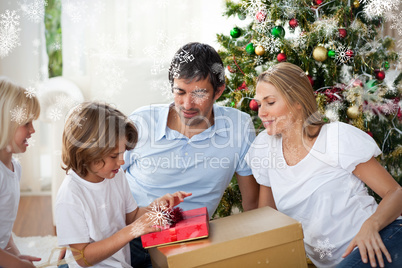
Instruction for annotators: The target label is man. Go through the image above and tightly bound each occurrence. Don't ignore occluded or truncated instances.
[123,42,259,267]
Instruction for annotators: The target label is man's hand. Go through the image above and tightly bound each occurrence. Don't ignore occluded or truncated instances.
[151,191,192,209]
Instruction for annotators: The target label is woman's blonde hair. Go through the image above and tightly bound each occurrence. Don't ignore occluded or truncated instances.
[62,102,138,178]
[256,62,326,138]
[0,77,40,150]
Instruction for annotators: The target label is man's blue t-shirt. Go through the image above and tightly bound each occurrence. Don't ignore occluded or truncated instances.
[123,103,256,216]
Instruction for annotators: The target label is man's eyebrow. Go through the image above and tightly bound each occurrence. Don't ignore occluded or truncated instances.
[172,87,184,91]
[193,88,207,93]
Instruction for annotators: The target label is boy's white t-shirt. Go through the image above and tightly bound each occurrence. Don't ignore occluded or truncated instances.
[246,122,387,268]
[0,158,21,249]
[55,169,138,268]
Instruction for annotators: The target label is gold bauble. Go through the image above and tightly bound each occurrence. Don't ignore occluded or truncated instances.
[353,0,360,8]
[347,106,360,119]
[313,46,328,62]
[255,45,265,56]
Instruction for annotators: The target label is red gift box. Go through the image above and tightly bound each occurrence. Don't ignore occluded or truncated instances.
[141,207,209,249]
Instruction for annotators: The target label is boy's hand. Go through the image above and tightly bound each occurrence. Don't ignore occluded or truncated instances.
[152,191,192,209]
[127,212,160,238]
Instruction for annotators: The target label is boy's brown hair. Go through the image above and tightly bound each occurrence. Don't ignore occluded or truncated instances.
[62,102,137,178]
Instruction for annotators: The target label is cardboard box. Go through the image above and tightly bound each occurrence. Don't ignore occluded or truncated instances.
[142,207,209,249]
[149,206,307,267]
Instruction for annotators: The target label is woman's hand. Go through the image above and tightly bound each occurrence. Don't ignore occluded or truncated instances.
[342,219,391,268]
[151,191,192,209]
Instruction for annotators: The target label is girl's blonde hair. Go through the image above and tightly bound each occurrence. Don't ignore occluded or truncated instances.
[62,102,138,178]
[0,77,40,150]
[256,62,326,138]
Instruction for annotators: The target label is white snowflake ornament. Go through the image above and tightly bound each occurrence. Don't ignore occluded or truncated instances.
[0,10,21,58]
[10,105,27,124]
[147,202,172,228]
[314,238,335,259]
[24,87,37,99]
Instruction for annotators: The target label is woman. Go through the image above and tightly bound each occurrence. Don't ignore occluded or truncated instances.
[246,62,402,267]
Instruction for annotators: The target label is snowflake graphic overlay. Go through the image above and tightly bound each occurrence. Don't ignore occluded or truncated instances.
[26,137,35,147]
[19,0,48,23]
[169,62,181,79]
[241,0,264,17]
[255,55,264,65]
[129,221,146,238]
[364,0,399,18]
[0,10,21,58]
[147,202,172,228]
[48,108,62,121]
[24,87,37,99]
[10,106,27,124]
[211,63,225,83]
[176,49,195,64]
[314,238,335,259]
[191,86,210,105]
[335,46,350,65]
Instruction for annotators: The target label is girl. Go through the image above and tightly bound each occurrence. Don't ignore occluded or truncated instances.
[0,77,41,268]
[246,63,402,268]
[56,101,191,267]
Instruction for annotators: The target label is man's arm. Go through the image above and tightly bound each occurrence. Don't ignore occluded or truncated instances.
[236,173,259,211]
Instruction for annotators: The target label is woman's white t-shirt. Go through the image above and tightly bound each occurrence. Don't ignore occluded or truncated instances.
[0,158,21,249]
[55,169,138,268]
[246,122,383,267]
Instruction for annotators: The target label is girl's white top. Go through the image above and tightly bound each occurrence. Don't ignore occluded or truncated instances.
[246,122,390,267]
[0,158,21,249]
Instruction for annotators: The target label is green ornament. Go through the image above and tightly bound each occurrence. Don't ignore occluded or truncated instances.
[323,117,329,123]
[245,43,255,55]
[327,50,336,58]
[271,26,285,38]
[366,79,378,93]
[230,101,236,107]
[230,27,241,38]
[238,13,246,20]
[384,61,390,70]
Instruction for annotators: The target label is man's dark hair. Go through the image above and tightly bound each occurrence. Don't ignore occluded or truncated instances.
[168,42,225,95]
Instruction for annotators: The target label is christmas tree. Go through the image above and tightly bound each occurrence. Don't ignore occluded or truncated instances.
[214,0,402,217]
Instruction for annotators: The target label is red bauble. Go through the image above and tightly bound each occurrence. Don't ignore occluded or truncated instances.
[339,28,347,38]
[346,49,354,58]
[375,70,385,80]
[255,11,266,22]
[289,18,298,29]
[315,0,324,4]
[249,99,259,111]
[366,131,373,137]
[227,65,236,73]
[307,75,314,86]
[277,52,287,62]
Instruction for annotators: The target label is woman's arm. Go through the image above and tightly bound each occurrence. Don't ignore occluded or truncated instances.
[342,157,402,267]
[258,185,277,209]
